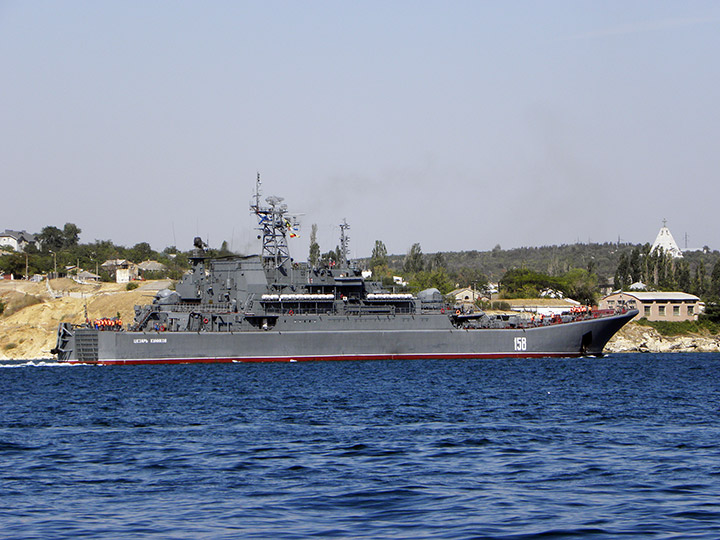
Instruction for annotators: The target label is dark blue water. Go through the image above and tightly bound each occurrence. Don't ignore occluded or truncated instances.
[1,354,719,539]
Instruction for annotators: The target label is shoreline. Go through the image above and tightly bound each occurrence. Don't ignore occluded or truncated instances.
[604,323,720,354]
[2,279,718,360]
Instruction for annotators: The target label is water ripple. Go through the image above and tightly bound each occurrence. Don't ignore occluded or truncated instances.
[1,353,720,539]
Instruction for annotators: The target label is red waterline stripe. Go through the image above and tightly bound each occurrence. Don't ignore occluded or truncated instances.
[69,351,586,366]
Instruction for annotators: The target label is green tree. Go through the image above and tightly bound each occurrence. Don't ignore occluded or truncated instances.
[370,240,388,270]
[710,260,720,299]
[614,253,631,290]
[62,223,82,248]
[0,252,29,276]
[676,259,691,293]
[308,224,320,267]
[428,252,445,271]
[629,247,642,283]
[450,267,488,290]
[501,268,561,298]
[39,226,64,253]
[428,268,454,293]
[320,247,340,265]
[404,243,424,273]
[701,301,720,323]
[408,268,453,294]
[561,268,598,305]
[128,242,153,263]
[692,262,707,296]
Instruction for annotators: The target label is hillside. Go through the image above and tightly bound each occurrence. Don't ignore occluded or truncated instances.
[0,279,164,360]
[378,242,720,283]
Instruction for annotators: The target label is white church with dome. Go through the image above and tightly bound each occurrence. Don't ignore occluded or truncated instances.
[651,219,683,258]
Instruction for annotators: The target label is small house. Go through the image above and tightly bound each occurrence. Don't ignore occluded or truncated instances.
[138,260,168,275]
[101,259,138,283]
[77,270,101,282]
[449,287,487,306]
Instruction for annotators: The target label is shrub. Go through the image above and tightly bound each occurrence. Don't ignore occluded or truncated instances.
[635,317,719,336]
[477,300,512,312]
[2,294,43,317]
[126,282,139,291]
[4,343,17,351]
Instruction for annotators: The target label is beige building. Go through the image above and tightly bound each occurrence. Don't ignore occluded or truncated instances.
[449,287,487,305]
[599,291,701,322]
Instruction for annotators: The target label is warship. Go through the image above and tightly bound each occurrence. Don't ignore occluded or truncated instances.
[53,178,637,365]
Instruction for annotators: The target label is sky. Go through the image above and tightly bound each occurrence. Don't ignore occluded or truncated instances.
[2,1,719,259]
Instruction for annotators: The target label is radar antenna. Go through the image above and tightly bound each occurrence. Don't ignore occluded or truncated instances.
[250,174,299,276]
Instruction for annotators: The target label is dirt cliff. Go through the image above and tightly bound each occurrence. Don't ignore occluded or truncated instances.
[0,278,163,360]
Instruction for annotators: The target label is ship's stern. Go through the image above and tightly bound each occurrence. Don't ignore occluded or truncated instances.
[51,322,75,361]
[51,324,101,363]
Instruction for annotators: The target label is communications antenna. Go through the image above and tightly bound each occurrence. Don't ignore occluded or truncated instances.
[339,219,350,266]
[250,174,299,278]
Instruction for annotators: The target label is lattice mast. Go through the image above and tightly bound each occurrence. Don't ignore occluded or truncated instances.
[250,174,298,274]
[339,219,350,267]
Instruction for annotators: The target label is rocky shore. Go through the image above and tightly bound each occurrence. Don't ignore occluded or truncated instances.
[605,321,720,354]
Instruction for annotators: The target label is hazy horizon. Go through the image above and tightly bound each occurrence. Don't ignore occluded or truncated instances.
[2,2,719,258]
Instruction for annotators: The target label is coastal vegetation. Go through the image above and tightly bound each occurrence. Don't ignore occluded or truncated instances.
[613,243,720,296]
[369,240,720,301]
[0,223,191,281]
[635,317,720,337]
[3,222,720,316]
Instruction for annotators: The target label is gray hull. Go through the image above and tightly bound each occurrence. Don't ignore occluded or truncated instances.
[58,310,637,365]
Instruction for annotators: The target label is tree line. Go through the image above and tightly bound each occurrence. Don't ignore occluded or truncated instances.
[7,222,720,315]
[613,243,720,297]
[354,237,720,308]
[0,223,196,280]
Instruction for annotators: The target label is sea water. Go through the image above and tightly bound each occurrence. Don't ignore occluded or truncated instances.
[1,353,719,539]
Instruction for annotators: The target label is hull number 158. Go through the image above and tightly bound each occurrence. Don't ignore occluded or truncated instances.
[514,337,527,351]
